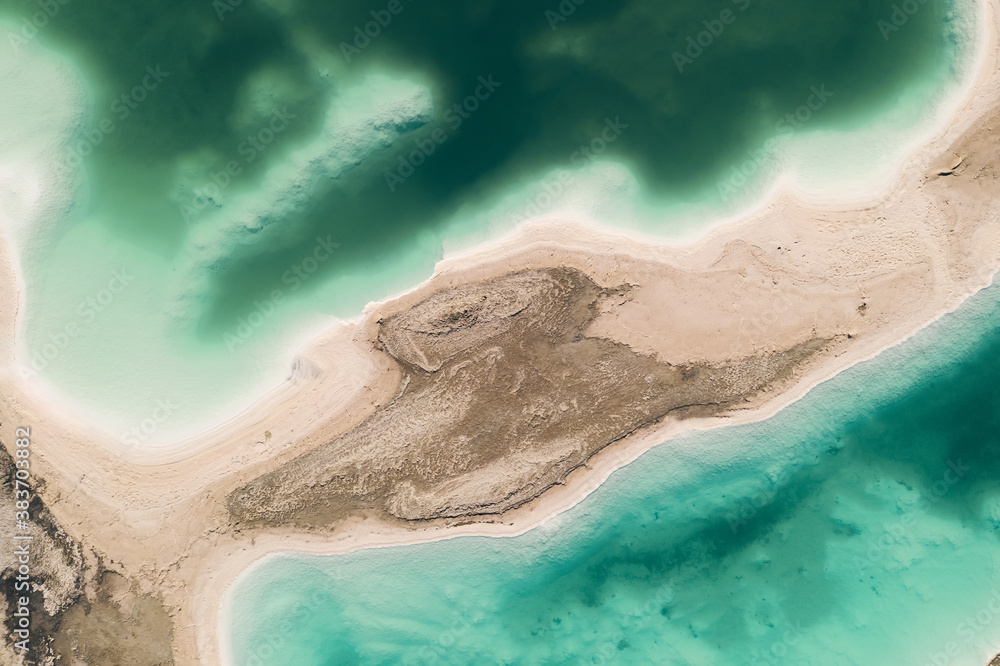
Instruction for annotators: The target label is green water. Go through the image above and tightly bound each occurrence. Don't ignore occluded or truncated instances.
[228,278,1000,665]
[2,1,993,661]
[0,0,972,435]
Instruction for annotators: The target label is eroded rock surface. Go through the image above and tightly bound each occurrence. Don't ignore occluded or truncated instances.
[229,267,833,528]
[0,446,174,666]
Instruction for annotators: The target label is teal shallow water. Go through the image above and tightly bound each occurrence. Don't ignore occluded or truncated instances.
[1,1,994,661]
[228,277,1000,665]
[0,0,974,435]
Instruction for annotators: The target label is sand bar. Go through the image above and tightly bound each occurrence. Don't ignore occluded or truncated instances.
[0,1,999,663]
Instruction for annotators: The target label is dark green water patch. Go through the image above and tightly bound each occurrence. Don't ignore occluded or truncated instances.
[0,0,966,336]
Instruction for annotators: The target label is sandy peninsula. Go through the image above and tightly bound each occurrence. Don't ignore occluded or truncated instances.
[2,1,1000,664]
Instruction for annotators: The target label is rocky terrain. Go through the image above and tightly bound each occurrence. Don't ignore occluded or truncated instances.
[0,445,173,666]
[228,268,834,528]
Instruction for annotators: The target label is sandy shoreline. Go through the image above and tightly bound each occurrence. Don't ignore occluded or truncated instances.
[0,0,999,663]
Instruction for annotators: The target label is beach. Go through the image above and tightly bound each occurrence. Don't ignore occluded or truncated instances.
[0,0,999,663]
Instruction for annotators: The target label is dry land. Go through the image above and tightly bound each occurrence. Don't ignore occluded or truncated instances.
[2,3,1000,664]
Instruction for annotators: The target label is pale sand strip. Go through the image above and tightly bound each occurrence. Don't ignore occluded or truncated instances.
[0,1,998,663]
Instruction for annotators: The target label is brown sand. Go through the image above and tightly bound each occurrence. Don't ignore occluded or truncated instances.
[1,3,1000,664]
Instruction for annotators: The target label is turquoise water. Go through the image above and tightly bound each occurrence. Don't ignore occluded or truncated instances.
[0,0,974,435]
[228,277,1000,665]
[2,1,995,661]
